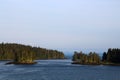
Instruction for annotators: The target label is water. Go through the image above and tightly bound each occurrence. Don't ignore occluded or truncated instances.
[0,59,120,80]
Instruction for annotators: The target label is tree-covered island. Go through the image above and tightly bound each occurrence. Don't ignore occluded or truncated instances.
[72,51,101,65]
[72,48,120,66]
[0,43,65,64]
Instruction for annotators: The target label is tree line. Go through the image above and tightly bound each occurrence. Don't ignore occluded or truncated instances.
[72,51,100,64]
[0,43,65,62]
[72,48,120,65]
[102,48,120,63]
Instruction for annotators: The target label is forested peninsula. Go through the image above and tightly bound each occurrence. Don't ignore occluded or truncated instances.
[72,48,120,66]
[0,43,65,64]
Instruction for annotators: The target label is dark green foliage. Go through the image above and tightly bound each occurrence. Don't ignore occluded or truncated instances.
[102,52,107,62]
[72,51,78,61]
[72,51,101,64]
[73,48,120,65]
[13,47,34,63]
[102,48,120,63]
[0,43,65,61]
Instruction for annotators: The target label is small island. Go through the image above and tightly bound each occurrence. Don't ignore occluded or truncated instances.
[72,51,101,65]
[0,43,65,64]
[72,48,120,66]
[6,49,36,65]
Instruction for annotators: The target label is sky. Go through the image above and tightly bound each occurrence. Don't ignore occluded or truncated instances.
[0,0,120,54]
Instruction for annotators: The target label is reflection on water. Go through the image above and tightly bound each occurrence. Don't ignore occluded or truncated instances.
[0,59,120,80]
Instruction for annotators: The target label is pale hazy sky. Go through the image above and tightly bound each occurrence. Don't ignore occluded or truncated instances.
[0,0,120,53]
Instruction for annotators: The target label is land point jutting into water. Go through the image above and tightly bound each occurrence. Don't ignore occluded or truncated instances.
[0,43,65,64]
[72,48,120,66]
[0,43,120,65]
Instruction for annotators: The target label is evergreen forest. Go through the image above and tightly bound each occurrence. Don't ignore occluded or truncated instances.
[72,48,120,65]
[0,43,65,64]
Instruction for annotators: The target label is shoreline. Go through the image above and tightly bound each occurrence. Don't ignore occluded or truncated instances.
[72,61,120,66]
[5,62,37,65]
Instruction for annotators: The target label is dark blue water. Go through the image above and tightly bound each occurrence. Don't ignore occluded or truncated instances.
[0,60,120,80]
